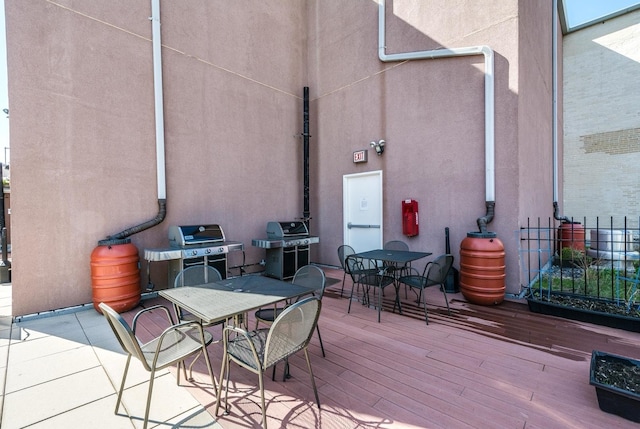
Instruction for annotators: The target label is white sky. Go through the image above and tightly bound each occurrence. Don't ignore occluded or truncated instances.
[564,0,640,27]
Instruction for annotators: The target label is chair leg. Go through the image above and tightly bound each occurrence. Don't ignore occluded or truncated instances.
[340,271,347,297]
[186,351,200,381]
[143,369,156,429]
[422,287,429,325]
[199,342,217,390]
[304,348,321,408]
[215,353,230,416]
[347,280,356,314]
[258,371,267,429]
[377,285,382,323]
[441,284,451,316]
[115,355,131,414]
[316,324,325,357]
[283,358,290,381]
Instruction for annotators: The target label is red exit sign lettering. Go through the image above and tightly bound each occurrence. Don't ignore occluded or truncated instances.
[353,150,368,163]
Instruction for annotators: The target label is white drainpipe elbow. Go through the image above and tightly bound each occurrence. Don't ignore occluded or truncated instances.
[378,0,495,205]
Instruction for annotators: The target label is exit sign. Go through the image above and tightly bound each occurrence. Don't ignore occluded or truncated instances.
[353,150,368,163]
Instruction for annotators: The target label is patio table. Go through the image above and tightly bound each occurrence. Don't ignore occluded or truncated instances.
[353,249,431,314]
[159,275,316,326]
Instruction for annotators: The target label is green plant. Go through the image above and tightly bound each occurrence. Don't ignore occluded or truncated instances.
[560,246,583,261]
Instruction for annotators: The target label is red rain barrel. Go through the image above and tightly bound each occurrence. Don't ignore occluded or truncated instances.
[557,221,585,253]
[459,232,505,305]
[91,238,141,313]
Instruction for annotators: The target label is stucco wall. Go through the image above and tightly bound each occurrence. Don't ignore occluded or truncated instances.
[563,10,640,224]
[7,0,307,315]
[6,0,557,315]
[309,0,553,294]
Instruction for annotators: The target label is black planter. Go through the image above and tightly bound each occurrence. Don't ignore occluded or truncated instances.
[526,292,640,333]
[590,351,640,423]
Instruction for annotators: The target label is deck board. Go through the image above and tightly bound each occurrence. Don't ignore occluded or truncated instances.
[126,267,640,428]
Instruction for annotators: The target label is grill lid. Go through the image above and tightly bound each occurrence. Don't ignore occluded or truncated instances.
[266,221,309,238]
[169,224,226,247]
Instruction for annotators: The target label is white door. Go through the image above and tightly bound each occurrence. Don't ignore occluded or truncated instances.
[343,170,383,252]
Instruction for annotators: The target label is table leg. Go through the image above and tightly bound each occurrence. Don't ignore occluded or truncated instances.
[393,280,403,314]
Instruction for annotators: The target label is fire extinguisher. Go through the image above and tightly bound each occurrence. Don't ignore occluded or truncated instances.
[402,199,419,237]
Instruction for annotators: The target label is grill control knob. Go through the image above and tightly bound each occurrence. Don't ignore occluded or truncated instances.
[303,239,309,245]
[205,248,212,254]
[190,250,197,256]
[217,247,224,253]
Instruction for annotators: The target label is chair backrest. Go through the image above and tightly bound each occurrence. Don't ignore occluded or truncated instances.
[99,302,149,370]
[174,265,222,288]
[337,244,356,269]
[425,254,454,285]
[344,254,361,279]
[263,296,321,368]
[292,265,326,298]
[384,240,409,251]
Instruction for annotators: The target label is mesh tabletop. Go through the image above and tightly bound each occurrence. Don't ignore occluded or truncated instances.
[159,275,315,325]
[355,249,431,264]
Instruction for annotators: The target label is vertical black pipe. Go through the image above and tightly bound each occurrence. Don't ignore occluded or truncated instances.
[303,87,310,227]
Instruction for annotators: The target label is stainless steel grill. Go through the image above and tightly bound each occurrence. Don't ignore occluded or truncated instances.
[252,221,319,280]
[144,224,243,289]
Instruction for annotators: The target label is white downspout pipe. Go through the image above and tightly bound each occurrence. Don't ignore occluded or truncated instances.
[552,0,569,223]
[378,0,495,230]
[552,0,558,204]
[151,0,166,201]
[105,0,167,241]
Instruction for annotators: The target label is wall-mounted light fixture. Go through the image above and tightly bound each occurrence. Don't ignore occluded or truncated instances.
[370,139,385,155]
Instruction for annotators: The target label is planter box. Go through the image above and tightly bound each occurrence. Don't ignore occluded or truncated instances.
[590,351,640,423]
[526,292,640,333]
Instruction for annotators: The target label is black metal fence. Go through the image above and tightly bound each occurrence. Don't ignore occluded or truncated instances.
[518,217,640,304]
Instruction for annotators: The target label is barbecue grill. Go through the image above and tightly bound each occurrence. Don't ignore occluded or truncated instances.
[252,221,319,280]
[144,224,243,289]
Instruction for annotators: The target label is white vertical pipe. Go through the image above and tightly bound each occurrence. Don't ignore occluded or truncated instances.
[151,0,166,200]
[378,0,495,202]
[552,0,559,203]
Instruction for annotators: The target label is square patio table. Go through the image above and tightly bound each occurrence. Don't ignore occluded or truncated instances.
[159,275,316,326]
[353,249,432,315]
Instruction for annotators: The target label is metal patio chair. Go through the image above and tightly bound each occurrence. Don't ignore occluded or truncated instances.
[340,245,380,297]
[216,296,322,429]
[346,255,396,323]
[337,244,356,297]
[99,302,216,429]
[397,254,454,325]
[255,265,326,358]
[173,265,223,323]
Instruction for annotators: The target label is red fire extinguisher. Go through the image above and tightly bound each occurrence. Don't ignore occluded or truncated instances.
[402,199,419,237]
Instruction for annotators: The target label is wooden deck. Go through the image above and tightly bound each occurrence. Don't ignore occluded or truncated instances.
[129,267,640,429]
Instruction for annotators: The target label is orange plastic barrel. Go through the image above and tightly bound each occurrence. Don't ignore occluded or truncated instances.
[459,232,505,305]
[91,238,141,313]
[557,221,585,252]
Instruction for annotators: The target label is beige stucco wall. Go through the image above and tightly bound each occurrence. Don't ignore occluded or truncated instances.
[563,9,640,225]
[6,0,556,316]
